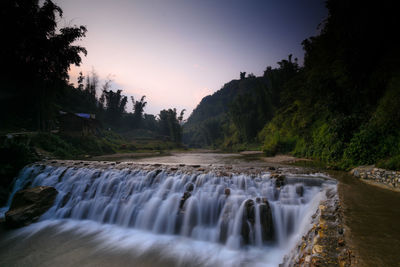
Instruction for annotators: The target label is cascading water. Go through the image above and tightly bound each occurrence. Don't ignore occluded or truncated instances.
[1,164,336,266]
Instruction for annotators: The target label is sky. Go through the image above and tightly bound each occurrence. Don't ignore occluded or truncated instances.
[55,0,327,118]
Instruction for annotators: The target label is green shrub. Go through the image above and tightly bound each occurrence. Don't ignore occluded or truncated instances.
[32,132,79,158]
[377,155,400,170]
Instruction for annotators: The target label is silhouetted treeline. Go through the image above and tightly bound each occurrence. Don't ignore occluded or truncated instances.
[57,71,185,143]
[184,0,400,169]
[0,0,87,130]
[0,0,184,143]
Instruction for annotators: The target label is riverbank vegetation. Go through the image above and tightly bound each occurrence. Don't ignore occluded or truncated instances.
[184,0,400,170]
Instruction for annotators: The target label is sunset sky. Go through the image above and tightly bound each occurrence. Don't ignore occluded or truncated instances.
[56,0,327,118]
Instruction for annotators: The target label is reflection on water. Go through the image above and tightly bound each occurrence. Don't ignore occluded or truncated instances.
[333,171,400,267]
[121,152,268,167]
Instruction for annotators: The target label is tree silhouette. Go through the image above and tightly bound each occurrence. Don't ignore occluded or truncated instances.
[0,0,87,130]
[131,96,147,128]
[101,89,128,125]
[158,108,184,143]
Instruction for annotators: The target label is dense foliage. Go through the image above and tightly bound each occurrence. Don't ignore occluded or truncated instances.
[0,0,185,144]
[184,0,400,170]
[0,0,87,130]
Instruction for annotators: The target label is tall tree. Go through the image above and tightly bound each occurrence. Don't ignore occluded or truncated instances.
[131,96,147,128]
[101,89,128,125]
[158,108,184,143]
[0,0,87,130]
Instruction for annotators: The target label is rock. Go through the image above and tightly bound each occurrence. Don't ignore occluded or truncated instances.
[179,191,191,210]
[186,183,194,192]
[239,199,274,245]
[259,201,274,241]
[295,185,304,197]
[241,199,255,244]
[224,188,231,196]
[272,174,285,187]
[312,244,323,254]
[0,186,9,206]
[5,186,58,228]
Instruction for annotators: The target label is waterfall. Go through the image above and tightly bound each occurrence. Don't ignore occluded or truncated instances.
[1,164,335,266]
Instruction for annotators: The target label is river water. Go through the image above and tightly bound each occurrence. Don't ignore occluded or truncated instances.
[333,171,400,266]
[1,152,399,266]
[0,153,338,267]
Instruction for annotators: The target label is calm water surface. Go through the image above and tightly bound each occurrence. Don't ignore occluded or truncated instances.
[333,171,400,266]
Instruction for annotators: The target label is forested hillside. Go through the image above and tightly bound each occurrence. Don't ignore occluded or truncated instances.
[184,0,400,170]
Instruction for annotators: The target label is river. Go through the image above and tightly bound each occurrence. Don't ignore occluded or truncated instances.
[0,152,399,266]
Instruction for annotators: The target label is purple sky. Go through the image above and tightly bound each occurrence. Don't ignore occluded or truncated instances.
[56,0,327,118]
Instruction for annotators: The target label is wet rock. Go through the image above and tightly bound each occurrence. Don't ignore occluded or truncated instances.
[179,191,191,210]
[219,202,233,243]
[239,198,273,244]
[241,199,256,244]
[295,184,304,197]
[271,173,286,187]
[224,188,231,196]
[186,183,194,192]
[259,201,274,241]
[191,165,201,168]
[170,167,178,171]
[5,186,58,228]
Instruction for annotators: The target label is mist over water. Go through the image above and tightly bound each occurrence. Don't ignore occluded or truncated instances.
[0,164,335,266]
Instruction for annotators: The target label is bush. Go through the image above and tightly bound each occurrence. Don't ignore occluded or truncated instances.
[32,132,79,158]
[377,155,400,170]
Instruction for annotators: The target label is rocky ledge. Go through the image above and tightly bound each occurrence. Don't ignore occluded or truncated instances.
[351,166,400,192]
[5,186,58,228]
[283,186,354,266]
[37,159,334,181]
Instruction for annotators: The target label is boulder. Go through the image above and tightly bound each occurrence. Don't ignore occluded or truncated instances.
[179,191,191,210]
[185,183,194,192]
[224,188,231,196]
[5,186,58,228]
[271,173,286,188]
[241,199,255,244]
[259,201,274,241]
[295,185,304,197]
[241,199,274,244]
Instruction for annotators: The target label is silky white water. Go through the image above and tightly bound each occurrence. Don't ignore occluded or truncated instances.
[1,164,335,266]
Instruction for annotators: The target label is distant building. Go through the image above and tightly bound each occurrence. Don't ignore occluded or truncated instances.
[58,111,101,135]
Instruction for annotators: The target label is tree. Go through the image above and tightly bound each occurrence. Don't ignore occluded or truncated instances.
[178,109,186,124]
[131,95,147,128]
[158,108,184,143]
[77,72,85,91]
[0,0,87,130]
[100,89,128,125]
